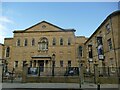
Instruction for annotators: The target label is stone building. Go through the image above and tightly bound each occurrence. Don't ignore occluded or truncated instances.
[0,43,4,64]
[2,10,120,75]
[3,21,87,73]
[0,43,4,82]
[84,10,120,74]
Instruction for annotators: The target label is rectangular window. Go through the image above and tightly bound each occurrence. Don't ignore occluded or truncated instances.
[68,60,71,67]
[15,61,18,68]
[60,60,63,67]
[110,58,113,66]
[68,42,71,45]
[31,39,35,46]
[33,60,36,67]
[88,45,93,58]
[110,58,115,72]
[30,61,32,67]
[24,39,28,46]
[53,42,56,46]
[6,47,10,57]
[107,38,112,50]
[60,38,63,45]
[106,24,111,34]
[78,46,83,57]
[53,38,56,46]
[68,38,71,45]
[17,39,20,46]
[23,61,27,67]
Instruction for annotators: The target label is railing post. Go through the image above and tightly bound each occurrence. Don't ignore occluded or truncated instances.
[38,66,40,76]
[108,66,110,77]
[22,64,28,83]
[97,83,100,90]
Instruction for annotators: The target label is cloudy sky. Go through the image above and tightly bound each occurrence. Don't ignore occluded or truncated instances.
[0,2,119,44]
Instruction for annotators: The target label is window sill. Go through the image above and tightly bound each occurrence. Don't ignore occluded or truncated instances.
[38,49,48,52]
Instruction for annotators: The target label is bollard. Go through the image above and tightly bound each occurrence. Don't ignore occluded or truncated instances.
[97,83,100,90]
[11,72,13,83]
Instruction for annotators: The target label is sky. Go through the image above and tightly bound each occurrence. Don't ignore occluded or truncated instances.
[0,2,119,44]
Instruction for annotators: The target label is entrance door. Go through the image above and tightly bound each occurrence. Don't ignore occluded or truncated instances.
[38,60,44,72]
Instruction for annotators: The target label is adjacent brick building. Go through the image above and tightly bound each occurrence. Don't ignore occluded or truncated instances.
[0,43,4,65]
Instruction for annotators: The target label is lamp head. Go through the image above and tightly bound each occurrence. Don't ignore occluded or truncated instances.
[52,54,56,61]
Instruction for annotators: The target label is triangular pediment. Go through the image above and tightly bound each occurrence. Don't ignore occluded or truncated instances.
[24,21,64,32]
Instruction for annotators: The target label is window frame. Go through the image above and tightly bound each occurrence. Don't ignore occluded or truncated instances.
[68,38,71,45]
[60,38,63,45]
[30,61,32,67]
[6,47,10,57]
[52,37,56,46]
[60,60,63,67]
[78,46,83,57]
[23,61,27,67]
[38,37,48,51]
[31,38,35,46]
[15,61,18,68]
[106,23,111,34]
[17,39,20,46]
[107,38,112,50]
[24,39,28,46]
[68,60,71,67]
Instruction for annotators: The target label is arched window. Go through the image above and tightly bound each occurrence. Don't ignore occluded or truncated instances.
[31,38,35,46]
[24,39,28,46]
[60,38,63,45]
[17,39,20,46]
[38,37,48,51]
[53,38,56,46]
[6,47,10,57]
[78,46,82,57]
[68,38,71,45]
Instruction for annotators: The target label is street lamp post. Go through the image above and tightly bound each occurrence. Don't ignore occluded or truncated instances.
[22,63,28,83]
[52,54,55,76]
[2,63,4,83]
[78,59,81,88]
[0,59,4,83]
[38,65,40,76]
[11,68,15,83]
[78,55,84,89]
[1,59,7,83]
[94,60,98,84]
[4,59,8,73]
[88,60,91,74]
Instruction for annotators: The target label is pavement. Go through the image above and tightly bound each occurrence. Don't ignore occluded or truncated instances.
[1,83,119,89]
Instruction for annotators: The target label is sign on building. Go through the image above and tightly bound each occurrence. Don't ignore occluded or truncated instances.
[97,36,104,60]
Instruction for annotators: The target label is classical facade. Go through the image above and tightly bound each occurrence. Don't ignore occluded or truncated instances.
[3,21,87,72]
[84,10,120,73]
[2,10,120,75]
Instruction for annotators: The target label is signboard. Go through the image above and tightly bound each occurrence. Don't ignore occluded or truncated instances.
[97,37,104,60]
[89,58,93,62]
[28,67,38,76]
[98,55,104,60]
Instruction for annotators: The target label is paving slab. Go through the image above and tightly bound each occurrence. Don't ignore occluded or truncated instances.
[1,83,119,89]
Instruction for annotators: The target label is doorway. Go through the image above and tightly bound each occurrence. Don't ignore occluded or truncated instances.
[38,60,44,72]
